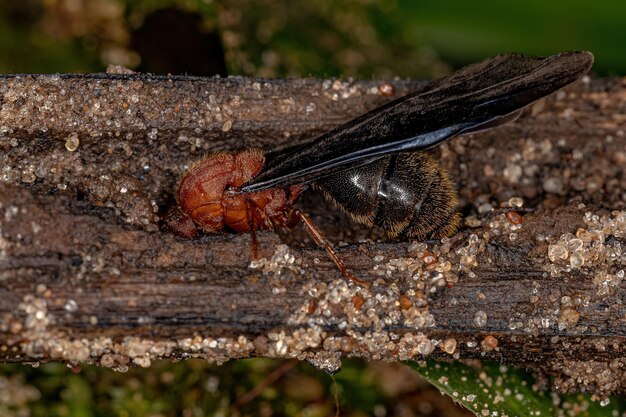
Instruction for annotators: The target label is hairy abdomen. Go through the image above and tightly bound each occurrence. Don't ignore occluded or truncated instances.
[315,152,461,240]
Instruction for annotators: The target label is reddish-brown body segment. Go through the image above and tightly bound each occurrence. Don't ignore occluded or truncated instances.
[165,148,369,287]
[177,149,303,234]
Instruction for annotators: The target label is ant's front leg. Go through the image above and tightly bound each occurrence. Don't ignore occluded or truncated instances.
[245,199,260,260]
[295,210,370,289]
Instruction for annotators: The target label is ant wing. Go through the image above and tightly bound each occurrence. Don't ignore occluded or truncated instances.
[240,51,593,193]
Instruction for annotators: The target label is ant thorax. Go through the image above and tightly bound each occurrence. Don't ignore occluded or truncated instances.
[177,149,302,233]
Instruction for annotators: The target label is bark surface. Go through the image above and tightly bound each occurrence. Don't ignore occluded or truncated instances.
[0,73,624,396]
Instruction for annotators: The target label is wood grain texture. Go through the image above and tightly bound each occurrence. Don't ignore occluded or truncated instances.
[0,73,624,396]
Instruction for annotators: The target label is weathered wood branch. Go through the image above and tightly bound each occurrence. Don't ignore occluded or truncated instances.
[0,74,625,396]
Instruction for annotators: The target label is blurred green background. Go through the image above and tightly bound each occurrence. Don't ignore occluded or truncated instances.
[1,0,625,77]
[1,1,625,416]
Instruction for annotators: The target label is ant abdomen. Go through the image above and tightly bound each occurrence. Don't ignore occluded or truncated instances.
[315,152,460,240]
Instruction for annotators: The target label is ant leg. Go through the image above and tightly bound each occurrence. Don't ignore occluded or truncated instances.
[249,227,259,260]
[245,199,259,259]
[295,210,370,289]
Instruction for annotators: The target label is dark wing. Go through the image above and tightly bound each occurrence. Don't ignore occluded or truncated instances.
[240,51,593,193]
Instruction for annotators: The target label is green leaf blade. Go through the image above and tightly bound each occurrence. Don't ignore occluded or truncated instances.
[406,361,626,417]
